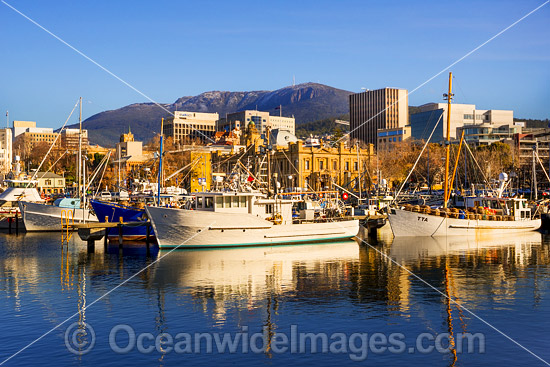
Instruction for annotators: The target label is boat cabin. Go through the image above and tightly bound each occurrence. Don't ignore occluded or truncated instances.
[193,192,294,224]
[0,179,44,206]
[464,196,532,220]
[53,198,81,209]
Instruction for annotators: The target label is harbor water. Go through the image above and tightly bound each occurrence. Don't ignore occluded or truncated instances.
[0,227,549,366]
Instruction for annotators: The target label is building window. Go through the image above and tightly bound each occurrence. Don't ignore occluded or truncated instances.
[305,160,310,170]
[354,162,358,171]
[345,161,349,171]
[319,160,324,170]
[333,161,337,170]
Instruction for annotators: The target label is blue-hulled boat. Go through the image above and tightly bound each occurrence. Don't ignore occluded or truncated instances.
[90,200,154,241]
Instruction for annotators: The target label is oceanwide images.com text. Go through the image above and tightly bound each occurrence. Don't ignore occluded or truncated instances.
[65,322,485,361]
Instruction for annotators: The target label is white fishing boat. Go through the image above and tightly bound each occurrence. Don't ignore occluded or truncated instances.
[387,197,541,237]
[0,179,44,207]
[18,198,98,231]
[146,191,359,249]
[0,179,44,230]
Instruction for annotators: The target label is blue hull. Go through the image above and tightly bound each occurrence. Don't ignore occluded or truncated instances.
[90,200,154,240]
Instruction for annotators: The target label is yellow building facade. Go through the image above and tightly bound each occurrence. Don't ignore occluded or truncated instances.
[189,151,212,192]
[212,141,374,192]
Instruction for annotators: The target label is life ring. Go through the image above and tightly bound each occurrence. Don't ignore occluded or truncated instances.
[269,213,283,225]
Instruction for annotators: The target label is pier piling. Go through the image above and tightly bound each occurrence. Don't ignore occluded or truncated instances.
[118,217,123,248]
[103,228,108,249]
[146,223,151,248]
[87,239,95,253]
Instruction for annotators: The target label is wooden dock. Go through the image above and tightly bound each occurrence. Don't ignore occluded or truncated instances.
[70,220,153,252]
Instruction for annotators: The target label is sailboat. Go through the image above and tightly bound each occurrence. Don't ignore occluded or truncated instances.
[387,73,541,237]
[19,97,98,231]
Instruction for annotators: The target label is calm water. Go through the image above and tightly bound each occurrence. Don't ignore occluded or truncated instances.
[0,227,549,366]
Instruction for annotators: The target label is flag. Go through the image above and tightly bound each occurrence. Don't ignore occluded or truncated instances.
[274,105,280,110]
[247,175,254,182]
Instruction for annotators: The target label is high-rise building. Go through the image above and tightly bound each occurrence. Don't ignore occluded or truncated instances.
[163,111,218,144]
[349,88,408,148]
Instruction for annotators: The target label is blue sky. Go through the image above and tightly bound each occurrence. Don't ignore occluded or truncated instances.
[1,0,548,129]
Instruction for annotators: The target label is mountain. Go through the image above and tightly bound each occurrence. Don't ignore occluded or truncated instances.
[73,83,352,146]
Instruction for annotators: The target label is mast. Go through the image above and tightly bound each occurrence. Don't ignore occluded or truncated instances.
[443,72,453,208]
[356,142,362,203]
[532,144,538,200]
[78,97,82,200]
[157,118,164,206]
[427,144,431,194]
[82,154,87,222]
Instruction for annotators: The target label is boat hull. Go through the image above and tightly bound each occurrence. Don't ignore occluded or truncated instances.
[19,201,98,231]
[91,200,154,241]
[387,207,541,237]
[146,206,360,249]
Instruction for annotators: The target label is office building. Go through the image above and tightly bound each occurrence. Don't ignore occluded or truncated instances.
[456,123,522,147]
[13,129,59,150]
[268,115,295,135]
[163,111,218,144]
[377,126,411,149]
[60,128,89,150]
[12,121,36,138]
[349,88,408,148]
[219,110,295,136]
[410,103,514,142]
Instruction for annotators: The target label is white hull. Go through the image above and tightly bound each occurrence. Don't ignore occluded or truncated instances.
[388,207,541,237]
[19,201,98,231]
[146,206,359,248]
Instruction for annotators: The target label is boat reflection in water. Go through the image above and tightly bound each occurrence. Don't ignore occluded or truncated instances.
[149,241,360,320]
[389,231,543,262]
